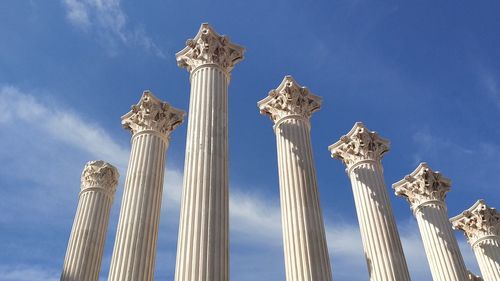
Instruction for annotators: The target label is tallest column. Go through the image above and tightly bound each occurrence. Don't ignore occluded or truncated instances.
[174,23,244,281]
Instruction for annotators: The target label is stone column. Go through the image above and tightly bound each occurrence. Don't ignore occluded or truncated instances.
[393,163,468,281]
[61,161,119,281]
[174,23,244,281]
[451,200,500,281]
[107,91,184,281]
[328,122,411,281]
[258,76,333,281]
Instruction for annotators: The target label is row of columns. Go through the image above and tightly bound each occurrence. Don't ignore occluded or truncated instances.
[60,23,244,281]
[60,23,500,281]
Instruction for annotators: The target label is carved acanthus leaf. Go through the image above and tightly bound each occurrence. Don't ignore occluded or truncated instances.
[81,160,119,191]
[451,200,500,245]
[258,76,321,123]
[176,23,245,73]
[393,163,451,209]
[328,122,390,168]
[122,91,185,136]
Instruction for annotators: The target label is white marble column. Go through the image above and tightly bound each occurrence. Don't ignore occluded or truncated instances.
[258,76,333,281]
[107,91,184,281]
[393,163,468,281]
[328,122,411,281]
[174,23,244,281]
[61,160,119,281]
[451,200,500,281]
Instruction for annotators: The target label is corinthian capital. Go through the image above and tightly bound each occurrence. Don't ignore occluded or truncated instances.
[393,163,451,210]
[81,160,119,192]
[451,200,500,246]
[176,23,245,73]
[258,75,321,123]
[328,122,390,168]
[122,91,185,136]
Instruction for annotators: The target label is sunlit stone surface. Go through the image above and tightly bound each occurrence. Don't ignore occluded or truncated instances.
[107,91,184,281]
[393,163,468,281]
[258,76,333,281]
[329,123,411,281]
[61,160,119,281]
[451,200,500,281]
[174,23,244,281]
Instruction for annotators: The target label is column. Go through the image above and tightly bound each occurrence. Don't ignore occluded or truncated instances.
[174,23,244,281]
[107,91,184,281]
[393,163,468,281]
[451,200,500,281]
[258,76,333,281]
[328,122,411,281]
[61,160,119,281]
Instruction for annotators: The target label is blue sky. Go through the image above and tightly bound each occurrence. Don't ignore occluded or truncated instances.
[1,1,499,280]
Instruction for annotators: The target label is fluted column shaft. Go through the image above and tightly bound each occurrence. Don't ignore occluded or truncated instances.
[393,163,468,281]
[414,202,468,281]
[108,91,184,281]
[174,23,244,281]
[330,123,410,281]
[348,161,411,281]
[107,132,168,281]
[275,117,332,281]
[472,237,500,281]
[451,200,500,281]
[174,65,229,281]
[61,161,118,281]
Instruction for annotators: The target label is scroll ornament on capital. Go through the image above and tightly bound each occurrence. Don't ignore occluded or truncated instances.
[451,200,500,245]
[393,163,451,209]
[176,23,245,73]
[122,91,185,136]
[258,75,321,123]
[328,122,390,168]
[81,160,119,191]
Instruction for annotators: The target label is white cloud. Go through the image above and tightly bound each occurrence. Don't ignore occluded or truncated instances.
[0,86,129,169]
[61,0,165,58]
[0,265,59,281]
[230,189,283,245]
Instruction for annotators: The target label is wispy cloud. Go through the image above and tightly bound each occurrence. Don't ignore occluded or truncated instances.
[61,0,165,58]
[481,71,500,109]
[412,129,500,195]
[0,86,129,170]
[0,265,59,281]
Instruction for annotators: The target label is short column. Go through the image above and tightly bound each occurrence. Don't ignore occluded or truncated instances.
[328,122,411,281]
[61,160,119,281]
[258,76,333,281]
[107,91,184,281]
[451,200,500,281]
[174,23,244,281]
[393,163,468,281]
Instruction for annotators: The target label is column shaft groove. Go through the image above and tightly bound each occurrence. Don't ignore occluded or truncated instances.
[61,161,118,281]
[276,118,332,281]
[415,204,468,281]
[107,133,167,281]
[175,66,229,281]
[349,162,410,281]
